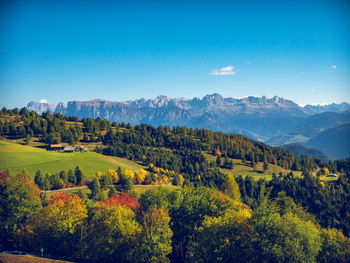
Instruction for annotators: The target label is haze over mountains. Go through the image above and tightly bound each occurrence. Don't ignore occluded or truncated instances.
[26,94,350,160]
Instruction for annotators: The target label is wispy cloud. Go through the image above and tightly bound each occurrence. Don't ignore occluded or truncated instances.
[210,66,236,76]
[329,65,337,71]
[40,99,48,103]
[238,95,258,99]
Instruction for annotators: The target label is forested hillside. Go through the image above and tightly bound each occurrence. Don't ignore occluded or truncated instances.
[0,107,342,182]
[1,107,350,262]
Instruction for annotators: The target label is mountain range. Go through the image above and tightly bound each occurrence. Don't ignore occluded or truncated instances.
[26,94,350,160]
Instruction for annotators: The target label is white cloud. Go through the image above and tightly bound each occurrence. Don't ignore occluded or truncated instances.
[300,72,305,75]
[210,66,236,76]
[329,65,337,71]
[40,99,48,104]
[311,88,315,92]
[238,95,258,99]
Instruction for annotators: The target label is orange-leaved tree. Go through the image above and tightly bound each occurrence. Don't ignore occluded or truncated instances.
[20,192,87,256]
[99,192,140,213]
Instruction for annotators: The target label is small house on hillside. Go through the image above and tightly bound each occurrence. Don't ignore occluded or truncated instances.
[64,145,74,152]
[327,173,338,177]
[75,145,88,152]
[48,144,64,151]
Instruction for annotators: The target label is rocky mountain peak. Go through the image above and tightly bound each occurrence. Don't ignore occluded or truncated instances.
[202,93,224,105]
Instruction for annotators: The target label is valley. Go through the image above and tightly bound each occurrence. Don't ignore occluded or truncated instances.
[26,94,350,160]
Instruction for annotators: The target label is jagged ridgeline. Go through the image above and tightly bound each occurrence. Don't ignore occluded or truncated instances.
[0,107,342,186]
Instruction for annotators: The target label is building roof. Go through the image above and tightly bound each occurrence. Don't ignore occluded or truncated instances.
[64,145,74,151]
[76,145,88,149]
[50,144,63,148]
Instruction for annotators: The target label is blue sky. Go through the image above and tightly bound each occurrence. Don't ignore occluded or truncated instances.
[1,0,349,108]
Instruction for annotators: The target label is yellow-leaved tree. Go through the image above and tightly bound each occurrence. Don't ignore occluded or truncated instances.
[138,168,148,184]
[107,169,119,183]
[21,192,87,256]
[221,173,241,201]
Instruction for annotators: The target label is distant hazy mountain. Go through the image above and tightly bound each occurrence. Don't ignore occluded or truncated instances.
[27,94,310,139]
[304,102,350,114]
[26,101,62,114]
[304,124,350,160]
[26,94,350,159]
[289,111,350,137]
[267,111,350,146]
[281,143,333,162]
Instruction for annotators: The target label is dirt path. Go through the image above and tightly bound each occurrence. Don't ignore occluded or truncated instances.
[41,185,88,193]
[0,254,72,263]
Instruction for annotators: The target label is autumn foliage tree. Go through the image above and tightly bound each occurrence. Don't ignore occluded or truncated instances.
[85,205,141,262]
[100,192,140,213]
[197,208,255,262]
[221,173,241,201]
[20,192,87,256]
[107,168,119,183]
[0,171,41,250]
[136,207,173,263]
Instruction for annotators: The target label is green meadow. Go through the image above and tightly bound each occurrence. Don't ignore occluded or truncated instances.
[0,140,144,179]
[0,140,336,182]
[203,152,335,181]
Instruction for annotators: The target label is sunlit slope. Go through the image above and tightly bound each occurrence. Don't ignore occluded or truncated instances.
[0,140,144,178]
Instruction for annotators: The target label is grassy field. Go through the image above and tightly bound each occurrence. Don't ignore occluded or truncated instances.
[0,140,145,179]
[43,184,179,198]
[133,184,179,194]
[203,152,335,181]
[0,140,337,182]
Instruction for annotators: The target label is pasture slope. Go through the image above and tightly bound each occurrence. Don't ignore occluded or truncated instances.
[0,140,144,179]
[0,140,335,182]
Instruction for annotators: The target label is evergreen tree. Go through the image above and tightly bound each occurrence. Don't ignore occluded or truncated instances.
[50,173,63,190]
[119,174,134,193]
[59,170,68,183]
[74,166,84,186]
[216,156,222,167]
[108,186,117,197]
[34,170,44,189]
[100,173,113,189]
[83,132,89,142]
[42,174,51,191]
[90,177,105,200]
[67,169,76,185]
[263,161,269,172]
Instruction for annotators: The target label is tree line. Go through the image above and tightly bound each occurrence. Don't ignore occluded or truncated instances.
[0,170,349,263]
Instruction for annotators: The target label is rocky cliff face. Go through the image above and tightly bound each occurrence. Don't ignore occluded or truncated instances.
[304,102,350,114]
[26,94,311,140]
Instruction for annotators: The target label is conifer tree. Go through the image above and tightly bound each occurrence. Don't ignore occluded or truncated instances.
[74,166,84,186]
[67,169,76,185]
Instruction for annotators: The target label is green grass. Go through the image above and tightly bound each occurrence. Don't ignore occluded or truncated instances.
[44,186,91,198]
[203,152,292,179]
[43,184,178,198]
[202,152,338,181]
[0,140,145,179]
[133,184,179,194]
[0,140,337,183]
